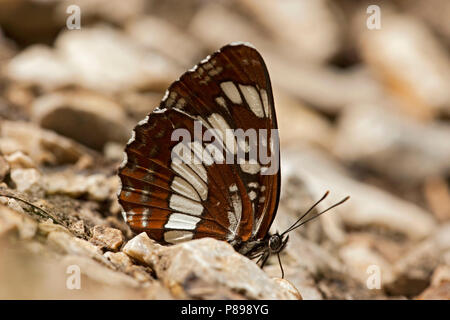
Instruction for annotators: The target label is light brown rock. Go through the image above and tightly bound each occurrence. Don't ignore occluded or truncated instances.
[424,177,450,222]
[90,225,124,251]
[122,232,161,266]
[386,224,450,296]
[126,16,203,67]
[43,171,114,201]
[10,168,43,196]
[38,218,71,236]
[273,278,303,300]
[0,155,9,181]
[360,14,450,119]
[104,251,153,283]
[118,91,162,120]
[0,204,37,239]
[123,233,302,299]
[238,0,341,63]
[55,0,146,25]
[0,239,156,299]
[47,231,110,266]
[334,103,450,181]
[189,3,382,112]
[6,45,75,90]
[282,146,437,240]
[61,255,141,288]
[56,26,182,93]
[104,251,133,269]
[339,242,395,285]
[4,151,35,169]
[0,120,95,166]
[275,89,333,149]
[399,0,450,46]
[6,25,182,93]
[32,90,132,150]
[416,265,450,300]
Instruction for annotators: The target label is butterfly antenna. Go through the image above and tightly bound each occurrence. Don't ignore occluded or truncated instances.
[281,191,330,236]
[285,195,350,235]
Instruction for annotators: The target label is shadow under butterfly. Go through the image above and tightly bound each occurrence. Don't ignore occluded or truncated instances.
[118,42,349,278]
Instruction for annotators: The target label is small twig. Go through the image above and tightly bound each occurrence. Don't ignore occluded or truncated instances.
[0,189,65,226]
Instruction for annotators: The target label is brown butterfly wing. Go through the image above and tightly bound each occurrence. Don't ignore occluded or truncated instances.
[118,43,280,246]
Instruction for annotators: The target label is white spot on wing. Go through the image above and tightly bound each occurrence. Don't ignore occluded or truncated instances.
[240,162,261,174]
[162,90,170,101]
[200,55,211,64]
[164,230,193,244]
[248,182,259,188]
[215,96,228,111]
[227,211,237,241]
[138,115,149,126]
[239,85,264,118]
[189,162,208,183]
[227,183,243,241]
[169,194,203,216]
[208,113,237,154]
[227,192,242,240]
[127,130,136,145]
[229,41,256,49]
[165,213,201,230]
[153,107,167,113]
[116,178,123,197]
[175,98,186,109]
[188,64,199,72]
[171,176,200,201]
[119,152,128,169]
[171,161,208,201]
[208,66,223,76]
[220,82,242,104]
[188,141,209,180]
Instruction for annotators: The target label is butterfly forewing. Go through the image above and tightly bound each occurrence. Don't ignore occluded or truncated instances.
[118,43,280,248]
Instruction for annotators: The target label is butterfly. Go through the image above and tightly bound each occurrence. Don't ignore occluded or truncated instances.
[117,42,348,278]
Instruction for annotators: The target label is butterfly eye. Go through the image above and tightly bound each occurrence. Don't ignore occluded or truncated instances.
[268,234,282,252]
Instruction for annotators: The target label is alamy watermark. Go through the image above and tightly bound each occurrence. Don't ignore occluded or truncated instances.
[170,121,279,175]
[366,264,381,289]
[66,5,81,30]
[66,264,81,290]
[366,5,381,30]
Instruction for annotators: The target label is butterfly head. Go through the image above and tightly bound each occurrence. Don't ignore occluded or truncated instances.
[268,232,289,254]
[261,192,350,278]
[258,232,289,278]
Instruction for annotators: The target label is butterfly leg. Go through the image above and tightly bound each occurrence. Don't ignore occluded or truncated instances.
[258,251,270,268]
[277,252,285,279]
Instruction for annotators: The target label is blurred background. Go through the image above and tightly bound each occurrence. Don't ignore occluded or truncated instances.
[0,0,449,299]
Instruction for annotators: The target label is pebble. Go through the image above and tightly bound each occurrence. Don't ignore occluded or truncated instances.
[0,120,94,166]
[32,90,131,150]
[10,168,43,196]
[123,233,302,299]
[90,225,124,251]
